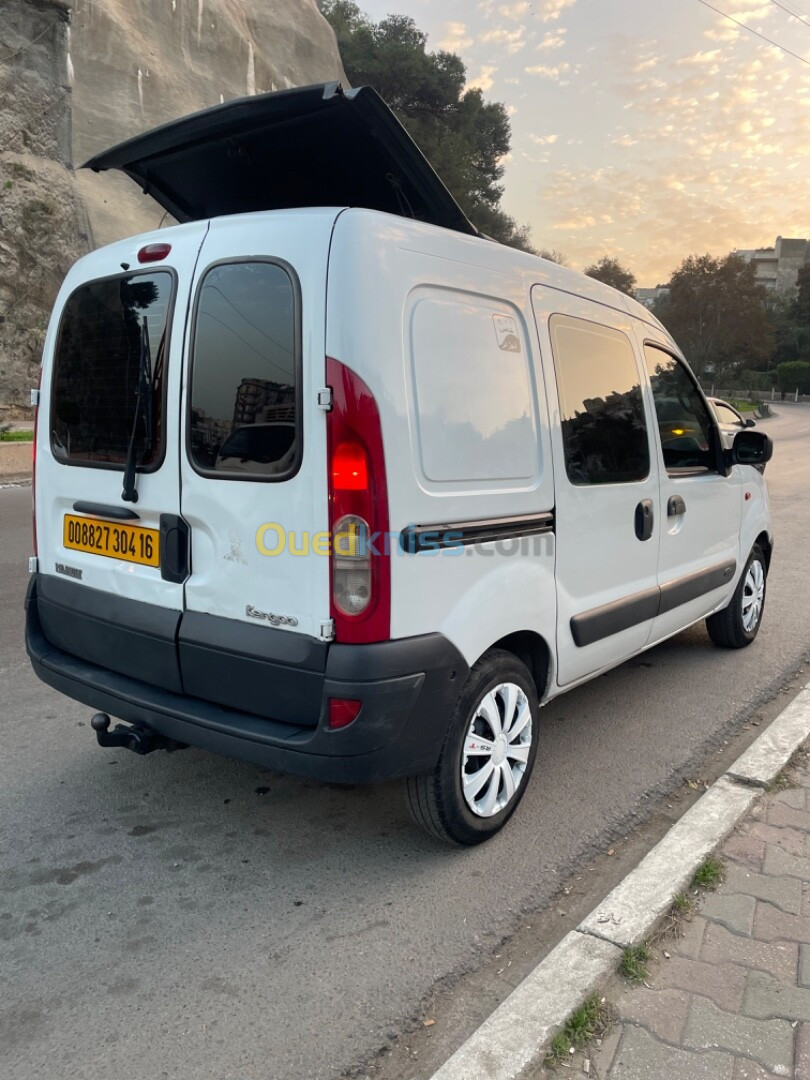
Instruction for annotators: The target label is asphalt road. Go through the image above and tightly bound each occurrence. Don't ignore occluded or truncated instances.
[2,406,809,1080]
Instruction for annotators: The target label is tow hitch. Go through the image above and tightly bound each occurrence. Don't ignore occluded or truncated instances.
[90,713,188,755]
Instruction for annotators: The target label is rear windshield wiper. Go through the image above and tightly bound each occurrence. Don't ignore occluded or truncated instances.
[121,318,153,504]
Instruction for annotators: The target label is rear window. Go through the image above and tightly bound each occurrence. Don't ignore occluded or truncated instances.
[51,271,174,469]
[189,261,300,479]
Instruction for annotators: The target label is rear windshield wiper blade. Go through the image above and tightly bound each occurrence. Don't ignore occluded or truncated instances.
[121,319,153,504]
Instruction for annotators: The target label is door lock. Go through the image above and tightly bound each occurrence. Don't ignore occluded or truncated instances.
[635,499,654,542]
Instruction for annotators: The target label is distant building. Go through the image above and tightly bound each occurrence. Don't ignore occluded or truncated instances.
[733,236,809,293]
[233,378,295,425]
[635,285,670,309]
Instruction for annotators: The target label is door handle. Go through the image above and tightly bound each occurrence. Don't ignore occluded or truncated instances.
[160,514,190,583]
[668,495,687,517]
[635,499,654,542]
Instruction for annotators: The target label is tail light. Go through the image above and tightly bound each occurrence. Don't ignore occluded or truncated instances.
[31,372,41,557]
[326,357,390,643]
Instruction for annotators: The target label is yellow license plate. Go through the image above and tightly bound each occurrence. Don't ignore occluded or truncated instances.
[63,514,160,567]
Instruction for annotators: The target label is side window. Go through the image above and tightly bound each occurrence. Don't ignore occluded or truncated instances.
[189,261,300,479]
[643,346,715,472]
[550,314,650,486]
[409,292,538,485]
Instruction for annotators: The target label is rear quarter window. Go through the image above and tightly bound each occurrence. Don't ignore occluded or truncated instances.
[189,261,301,481]
[407,290,539,486]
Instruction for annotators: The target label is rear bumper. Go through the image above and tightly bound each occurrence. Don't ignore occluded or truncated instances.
[25,575,467,783]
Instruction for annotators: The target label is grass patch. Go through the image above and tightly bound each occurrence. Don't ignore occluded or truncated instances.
[7,162,35,182]
[728,398,758,412]
[766,746,808,792]
[692,856,725,891]
[619,944,650,983]
[0,430,33,442]
[545,993,612,1067]
[21,197,57,235]
[655,890,696,942]
[672,891,694,915]
[765,770,793,793]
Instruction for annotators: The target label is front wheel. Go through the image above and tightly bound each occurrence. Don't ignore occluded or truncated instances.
[706,544,767,649]
[404,649,540,845]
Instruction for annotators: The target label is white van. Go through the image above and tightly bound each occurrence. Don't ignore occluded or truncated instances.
[26,84,773,844]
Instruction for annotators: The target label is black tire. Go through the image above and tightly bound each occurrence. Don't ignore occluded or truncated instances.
[404,648,540,845]
[706,544,767,649]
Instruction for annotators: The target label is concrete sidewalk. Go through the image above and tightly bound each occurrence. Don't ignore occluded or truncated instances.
[578,748,810,1080]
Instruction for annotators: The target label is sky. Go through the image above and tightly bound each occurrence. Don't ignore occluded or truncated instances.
[356,0,810,285]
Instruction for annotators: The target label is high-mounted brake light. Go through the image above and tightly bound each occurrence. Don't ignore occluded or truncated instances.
[326,358,390,644]
[137,243,172,263]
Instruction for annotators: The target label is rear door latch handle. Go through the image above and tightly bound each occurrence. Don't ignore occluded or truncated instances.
[667,495,687,517]
[635,499,654,542]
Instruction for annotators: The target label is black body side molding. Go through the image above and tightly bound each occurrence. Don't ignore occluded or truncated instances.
[401,512,554,553]
[571,559,737,648]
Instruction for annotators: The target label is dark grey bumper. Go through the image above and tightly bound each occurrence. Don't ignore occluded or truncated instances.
[25,575,467,783]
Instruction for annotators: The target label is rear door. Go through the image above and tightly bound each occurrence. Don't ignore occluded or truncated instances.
[34,225,207,689]
[178,212,332,645]
[38,223,208,613]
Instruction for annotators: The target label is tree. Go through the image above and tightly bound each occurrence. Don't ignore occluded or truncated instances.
[765,289,809,369]
[584,255,636,295]
[793,264,810,327]
[538,248,569,266]
[777,360,810,394]
[319,1,534,251]
[653,254,773,379]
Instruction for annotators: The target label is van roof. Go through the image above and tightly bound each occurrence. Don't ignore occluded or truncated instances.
[82,82,478,237]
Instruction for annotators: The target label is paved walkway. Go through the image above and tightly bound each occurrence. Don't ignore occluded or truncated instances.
[584,750,810,1080]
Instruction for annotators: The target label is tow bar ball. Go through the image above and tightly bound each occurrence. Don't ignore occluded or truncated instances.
[90,713,188,755]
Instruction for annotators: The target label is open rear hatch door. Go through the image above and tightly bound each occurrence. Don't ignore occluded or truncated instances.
[82,82,478,236]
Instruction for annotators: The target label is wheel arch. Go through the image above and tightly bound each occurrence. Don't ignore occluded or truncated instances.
[487,630,553,701]
[755,530,773,571]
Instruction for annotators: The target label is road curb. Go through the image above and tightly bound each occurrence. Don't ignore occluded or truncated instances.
[429,682,810,1080]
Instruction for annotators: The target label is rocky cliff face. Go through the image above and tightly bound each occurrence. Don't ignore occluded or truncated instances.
[0,0,346,413]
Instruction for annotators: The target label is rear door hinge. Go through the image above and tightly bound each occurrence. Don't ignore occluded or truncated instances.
[319,618,335,642]
[316,387,333,411]
[28,556,38,574]
[30,388,40,407]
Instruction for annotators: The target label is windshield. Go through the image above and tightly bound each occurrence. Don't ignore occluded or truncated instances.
[50,272,174,468]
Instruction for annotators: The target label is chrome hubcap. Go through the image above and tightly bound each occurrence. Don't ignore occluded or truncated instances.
[742,559,765,633]
[462,682,532,818]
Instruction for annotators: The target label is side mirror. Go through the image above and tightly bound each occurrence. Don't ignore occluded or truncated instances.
[745,417,756,428]
[730,429,772,467]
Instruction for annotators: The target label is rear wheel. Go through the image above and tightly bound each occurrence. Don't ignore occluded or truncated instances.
[706,544,767,649]
[405,648,539,845]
